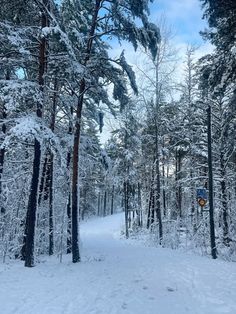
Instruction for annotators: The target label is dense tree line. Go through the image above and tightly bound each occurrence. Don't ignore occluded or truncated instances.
[0,0,159,266]
[105,0,236,260]
[0,0,236,266]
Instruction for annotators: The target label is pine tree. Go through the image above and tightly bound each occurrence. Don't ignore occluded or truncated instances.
[62,0,160,263]
[24,0,50,267]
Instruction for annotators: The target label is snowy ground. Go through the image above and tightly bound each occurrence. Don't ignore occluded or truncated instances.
[0,213,236,314]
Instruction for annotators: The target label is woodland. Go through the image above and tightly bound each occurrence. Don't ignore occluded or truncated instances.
[0,0,236,270]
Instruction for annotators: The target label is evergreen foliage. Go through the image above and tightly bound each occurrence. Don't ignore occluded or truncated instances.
[0,0,236,266]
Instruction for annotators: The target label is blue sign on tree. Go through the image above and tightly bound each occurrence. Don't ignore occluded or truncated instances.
[197,188,207,200]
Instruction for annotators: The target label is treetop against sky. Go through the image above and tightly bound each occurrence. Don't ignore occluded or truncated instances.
[108,0,213,81]
[100,0,213,144]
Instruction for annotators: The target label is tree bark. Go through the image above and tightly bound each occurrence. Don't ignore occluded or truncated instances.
[110,185,114,215]
[24,139,42,267]
[48,154,54,256]
[24,0,48,267]
[71,92,82,262]
[137,182,142,226]
[124,181,129,238]
[175,149,182,219]
[71,0,101,263]
[190,168,196,231]
[66,105,73,254]
[0,70,9,214]
[47,78,58,255]
[97,191,101,216]
[0,107,7,215]
[162,162,166,217]
[155,125,163,244]
[154,51,163,244]
[66,150,72,254]
[38,156,48,205]
[147,187,154,229]
[220,152,229,246]
[103,190,107,216]
[207,105,217,259]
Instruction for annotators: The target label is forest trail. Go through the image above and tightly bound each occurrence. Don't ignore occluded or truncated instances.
[0,213,236,314]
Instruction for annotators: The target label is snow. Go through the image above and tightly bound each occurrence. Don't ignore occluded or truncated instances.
[0,213,236,314]
[231,45,236,56]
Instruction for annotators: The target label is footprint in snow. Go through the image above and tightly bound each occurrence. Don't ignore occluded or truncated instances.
[121,302,128,310]
[166,286,175,292]
[134,279,142,283]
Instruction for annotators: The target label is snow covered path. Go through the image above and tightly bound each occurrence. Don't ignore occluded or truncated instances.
[1,213,236,314]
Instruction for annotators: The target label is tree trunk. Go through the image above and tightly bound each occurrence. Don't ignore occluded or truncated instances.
[155,125,163,244]
[48,154,54,256]
[110,185,114,215]
[190,168,196,231]
[147,187,154,229]
[71,98,82,263]
[103,190,107,217]
[38,156,48,205]
[97,191,101,216]
[71,0,101,263]
[66,197,72,253]
[0,108,7,215]
[24,139,41,267]
[162,162,166,217]
[24,0,48,267]
[66,105,73,254]
[0,70,9,214]
[124,181,129,238]
[207,105,217,259]
[47,78,58,255]
[220,152,229,246]
[175,149,182,218]
[137,182,142,226]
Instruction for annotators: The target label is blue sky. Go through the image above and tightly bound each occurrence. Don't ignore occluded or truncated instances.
[110,0,212,63]
[101,0,213,143]
[149,0,207,45]
[109,0,213,83]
